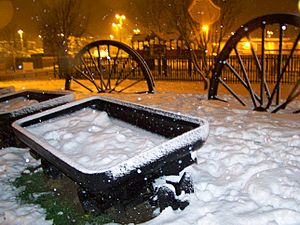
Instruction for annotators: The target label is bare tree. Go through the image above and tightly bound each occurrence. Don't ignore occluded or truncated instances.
[187,0,241,88]
[36,0,89,79]
[128,0,183,36]
[130,0,240,89]
[0,23,19,71]
[37,0,88,57]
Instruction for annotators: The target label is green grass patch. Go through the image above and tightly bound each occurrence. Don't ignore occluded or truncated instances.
[12,167,112,225]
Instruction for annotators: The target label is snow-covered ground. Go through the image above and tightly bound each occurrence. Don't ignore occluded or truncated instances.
[0,80,299,225]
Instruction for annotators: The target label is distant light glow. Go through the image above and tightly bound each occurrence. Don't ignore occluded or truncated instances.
[202,24,209,32]
[17,29,24,36]
[282,25,287,31]
[267,30,273,38]
[133,28,140,34]
[243,41,251,50]
[93,49,108,58]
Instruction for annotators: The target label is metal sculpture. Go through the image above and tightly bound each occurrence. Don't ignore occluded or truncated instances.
[65,40,155,94]
[209,14,300,113]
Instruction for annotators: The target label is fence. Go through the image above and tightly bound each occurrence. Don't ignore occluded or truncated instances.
[145,54,300,84]
[222,54,300,84]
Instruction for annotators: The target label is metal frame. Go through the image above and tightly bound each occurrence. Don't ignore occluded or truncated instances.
[65,40,155,93]
[209,13,300,113]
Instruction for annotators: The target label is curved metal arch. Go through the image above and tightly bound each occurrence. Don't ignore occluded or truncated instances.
[66,40,155,93]
[209,13,300,113]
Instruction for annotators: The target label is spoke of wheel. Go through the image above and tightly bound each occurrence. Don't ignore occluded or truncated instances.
[247,34,262,72]
[107,47,121,90]
[234,47,258,107]
[71,77,94,92]
[80,56,102,91]
[225,62,261,103]
[218,77,246,106]
[74,66,98,86]
[107,44,112,90]
[80,56,94,80]
[87,49,107,90]
[247,33,271,99]
[260,24,266,106]
[115,64,139,86]
[110,64,140,92]
[97,45,104,90]
[114,58,132,86]
[74,66,102,92]
[267,31,300,109]
[115,78,144,93]
[276,24,283,105]
[271,80,300,113]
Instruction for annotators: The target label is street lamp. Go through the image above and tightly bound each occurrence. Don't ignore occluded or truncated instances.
[201,24,209,40]
[201,24,209,54]
[201,24,209,32]
[267,30,273,38]
[17,29,24,51]
[112,14,126,42]
[115,14,126,26]
[133,28,140,35]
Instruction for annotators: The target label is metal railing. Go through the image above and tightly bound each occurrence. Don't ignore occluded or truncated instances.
[146,54,299,84]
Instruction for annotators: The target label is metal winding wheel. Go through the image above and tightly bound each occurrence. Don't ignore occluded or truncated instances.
[209,14,300,113]
[66,40,155,94]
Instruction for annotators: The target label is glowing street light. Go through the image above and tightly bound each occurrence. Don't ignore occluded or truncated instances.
[115,14,126,26]
[267,30,273,38]
[202,24,209,38]
[17,29,23,37]
[201,24,209,43]
[133,28,140,34]
[112,22,121,28]
[201,24,209,32]
[112,14,126,42]
[243,41,251,50]
[17,29,24,51]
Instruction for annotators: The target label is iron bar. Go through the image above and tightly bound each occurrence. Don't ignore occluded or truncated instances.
[218,77,246,106]
[234,47,258,107]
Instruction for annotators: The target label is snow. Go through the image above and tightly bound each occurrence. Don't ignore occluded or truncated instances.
[0,89,74,118]
[26,107,167,172]
[0,97,39,113]
[0,147,52,225]
[0,86,15,95]
[0,80,299,225]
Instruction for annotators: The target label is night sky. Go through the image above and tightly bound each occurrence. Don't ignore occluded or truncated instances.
[1,0,299,40]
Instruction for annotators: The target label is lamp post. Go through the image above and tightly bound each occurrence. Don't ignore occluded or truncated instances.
[17,29,24,51]
[112,22,121,41]
[113,14,126,42]
[201,24,209,54]
[201,24,209,39]
[115,14,125,25]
